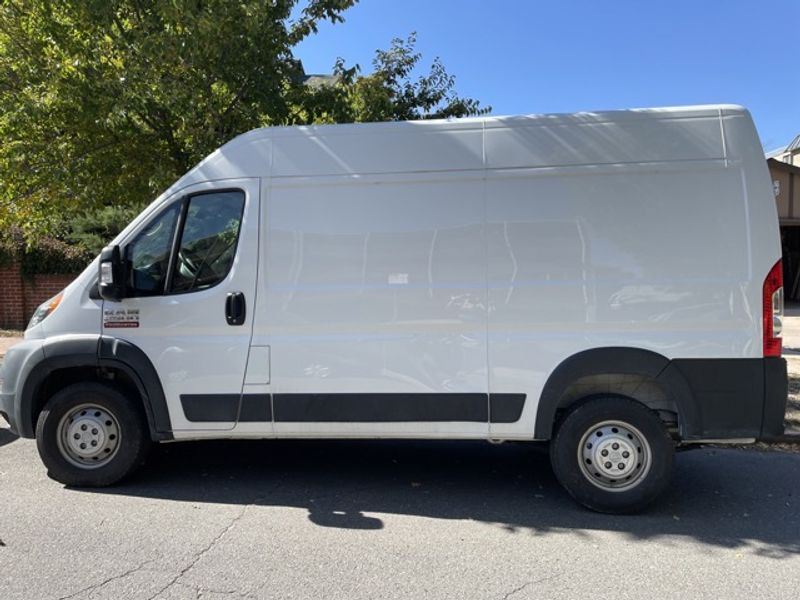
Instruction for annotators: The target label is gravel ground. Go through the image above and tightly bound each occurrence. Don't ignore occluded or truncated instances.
[0,333,22,360]
[777,308,800,438]
[784,357,800,431]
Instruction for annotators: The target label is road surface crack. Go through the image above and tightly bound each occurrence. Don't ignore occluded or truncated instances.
[57,558,157,600]
[147,504,249,600]
[175,581,258,599]
[501,574,561,600]
[502,581,531,600]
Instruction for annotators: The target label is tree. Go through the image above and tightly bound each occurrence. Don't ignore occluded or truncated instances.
[0,1,488,243]
[295,33,489,124]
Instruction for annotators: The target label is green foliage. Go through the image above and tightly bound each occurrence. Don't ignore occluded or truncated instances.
[19,236,94,276]
[0,2,488,243]
[297,33,489,124]
[0,227,93,276]
[63,203,146,256]
[0,203,142,276]
[0,227,23,269]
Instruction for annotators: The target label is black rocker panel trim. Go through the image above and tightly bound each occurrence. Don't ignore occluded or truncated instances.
[239,394,272,422]
[181,394,240,422]
[490,394,526,423]
[180,394,273,423]
[274,393,489,423]
[180,393,528,423]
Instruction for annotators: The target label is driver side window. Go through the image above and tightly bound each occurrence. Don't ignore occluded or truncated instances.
[126,190,245,296]
[127,203,180,296]
[171,192,245,293]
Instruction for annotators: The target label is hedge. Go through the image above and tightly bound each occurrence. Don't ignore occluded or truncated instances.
[0,230,94,278]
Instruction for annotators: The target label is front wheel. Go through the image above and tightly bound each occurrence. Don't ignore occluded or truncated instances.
[36,382,151,486]
[550,396,674,513]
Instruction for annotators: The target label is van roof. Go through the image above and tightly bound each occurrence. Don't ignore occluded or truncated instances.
[171,104,749,191]
[233,103,747,138]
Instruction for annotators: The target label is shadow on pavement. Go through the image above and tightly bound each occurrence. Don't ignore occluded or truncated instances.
[0,428,19,448]
[87,439,800,557]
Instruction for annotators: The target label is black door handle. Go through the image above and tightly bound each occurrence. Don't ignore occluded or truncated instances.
[225,291,246,326]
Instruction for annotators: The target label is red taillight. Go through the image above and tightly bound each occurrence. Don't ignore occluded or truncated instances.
[763,259,783,357]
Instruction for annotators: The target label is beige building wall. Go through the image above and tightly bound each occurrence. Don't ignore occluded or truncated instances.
[768,158,800,224]
[774,169,791,217]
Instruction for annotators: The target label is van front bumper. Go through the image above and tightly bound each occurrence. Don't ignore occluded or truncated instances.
[0,340,46,438]
[0,390,16,434]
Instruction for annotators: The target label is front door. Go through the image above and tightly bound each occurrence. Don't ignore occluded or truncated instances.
[102,178,260,431]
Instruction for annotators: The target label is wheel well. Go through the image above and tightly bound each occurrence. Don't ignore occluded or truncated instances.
[29,366,146,436]
[553,374,680,433]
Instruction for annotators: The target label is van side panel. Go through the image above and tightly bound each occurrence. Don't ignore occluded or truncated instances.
[721,110,783,314]
[486,157,759,436]
[258,173,490,437]
[208,106,778,441]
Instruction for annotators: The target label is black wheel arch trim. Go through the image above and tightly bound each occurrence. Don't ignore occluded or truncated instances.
[18,341,99,438]
[18,335,172,441]
[97,336,173,440]
[534,347,700,441]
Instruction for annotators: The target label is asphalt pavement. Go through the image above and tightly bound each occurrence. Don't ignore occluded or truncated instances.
[3,322,800,600]
[1,423,799,600]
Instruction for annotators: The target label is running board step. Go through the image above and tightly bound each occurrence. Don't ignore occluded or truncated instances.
[762,431,800,444]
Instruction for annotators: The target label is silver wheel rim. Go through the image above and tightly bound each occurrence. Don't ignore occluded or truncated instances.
[56,403,121,470]
[577,420,652,492]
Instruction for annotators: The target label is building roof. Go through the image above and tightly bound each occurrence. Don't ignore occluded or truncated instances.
[765,134,800,160]
[766,146,788,159]
[768,157,800,175]
[301,73,341,89]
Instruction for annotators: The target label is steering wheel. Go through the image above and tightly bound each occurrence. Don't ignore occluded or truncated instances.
[177,249,201,279]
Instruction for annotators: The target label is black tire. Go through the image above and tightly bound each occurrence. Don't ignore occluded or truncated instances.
[35,382,151,486]
[550,396,674,514]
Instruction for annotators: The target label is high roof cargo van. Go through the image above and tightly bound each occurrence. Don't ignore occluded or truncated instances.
[0,104,790,512]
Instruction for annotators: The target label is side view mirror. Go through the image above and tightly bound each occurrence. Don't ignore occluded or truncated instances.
[98,245,126,301]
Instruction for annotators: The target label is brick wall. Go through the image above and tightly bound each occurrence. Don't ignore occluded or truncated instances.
[0,260,25,330]
[0,261,77,329]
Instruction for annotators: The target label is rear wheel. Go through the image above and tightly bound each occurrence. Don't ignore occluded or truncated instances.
[36,382,150,486]
[550,396,674,513]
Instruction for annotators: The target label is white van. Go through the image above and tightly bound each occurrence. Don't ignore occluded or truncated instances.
[0,105,790,513]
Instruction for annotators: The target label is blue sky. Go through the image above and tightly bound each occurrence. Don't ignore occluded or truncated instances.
[294,0,800,151]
